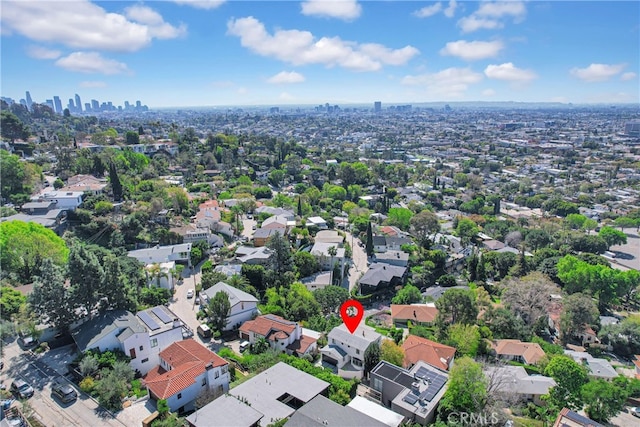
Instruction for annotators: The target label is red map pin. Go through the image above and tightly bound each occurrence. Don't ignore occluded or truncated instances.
[340,299,364,334]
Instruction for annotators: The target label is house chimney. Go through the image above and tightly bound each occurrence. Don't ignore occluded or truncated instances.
[173,318,181,328]
[205,362,213,370]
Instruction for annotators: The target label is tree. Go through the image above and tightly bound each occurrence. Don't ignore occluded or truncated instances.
[581,379,628,423]
[101,254,136,312]
[598,226,627,249]
[68,244,105,315]
[0,220,69,283]
[95,370,128,412]
[0,286,26,318]
[391,284,423,304]
[313,285,349,314]
[455,217,479,247]
[363,343,381,379]
[501,272,557,326]
[294,251,320,278]
[0,111,29,142]
[29,259,74,330]
[285,282,321,321]
[439,356,487,416]
[435,288,478,325]
[109,162,123,201]
[266,231,294,279]
[125,131,140,145]
[544,355,588,411]
[446,323,481,356]
[410,210,440,248]
[380,340,405,367]
[386,207,413,231]
[208,291,231,333]
[483,307,529,341]
[560,293,599,343]
[365,221,374,257]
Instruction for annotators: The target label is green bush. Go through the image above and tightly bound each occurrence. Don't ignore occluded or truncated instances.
[80,377,95,393]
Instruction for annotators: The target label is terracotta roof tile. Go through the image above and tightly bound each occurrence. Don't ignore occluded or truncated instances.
[239,315,297,341]
[391,304,438,324]
[493,339,545,365]
[286,335,318,355]
[401,335,455,370]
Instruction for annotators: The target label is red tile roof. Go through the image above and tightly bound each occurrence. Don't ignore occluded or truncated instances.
[286,335,318,356]
[239,315,298,343]
[143,339,228,399]
[391,304,439,324]
[492,339,545,365]
[402,335,456,371]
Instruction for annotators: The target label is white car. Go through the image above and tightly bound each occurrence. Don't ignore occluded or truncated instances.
[630,407,640,418]
[186,289,194,299]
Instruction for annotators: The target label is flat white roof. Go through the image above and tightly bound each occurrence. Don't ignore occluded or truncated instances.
[347,396,405,427]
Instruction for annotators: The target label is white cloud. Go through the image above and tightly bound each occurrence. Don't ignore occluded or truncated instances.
[570,63,626,82]
[458,1,526,33]
[402,67,483,98]
[227,16,419,72]
[482,88,496,96]
[301,0,362,21]
[621,72,637,81]
[172,0,226,10]
[484,62,537,82]
[414,3,442,18]
[444,0,458,18]
[79,81,107,88]
[55,52,130,75]
[1,1,184,52]
[440,40,503,61]
[26,45,61,60]
[268,71,306,84]
[279,92,295,101]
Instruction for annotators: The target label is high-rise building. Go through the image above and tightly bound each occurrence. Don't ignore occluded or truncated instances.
[45,99,55,111]
[25,91,33,111]
[53,96,63,114]
[91,99,99,111]
[68,98,75,111]
[374,101,382,113]
[75,94,82,113]
[84,103,91,112]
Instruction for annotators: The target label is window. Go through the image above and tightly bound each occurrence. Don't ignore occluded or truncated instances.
[372,377,383,392]
[151,339,158,348]
[129,348,136,359]
[202,378,207,386]
[215,371,219,379]
[141,358,149,363]
[217,385,223,394]
[221,366,228,374]
[356,349,360,355]
[139,345,144,351]
[177,393,182,399]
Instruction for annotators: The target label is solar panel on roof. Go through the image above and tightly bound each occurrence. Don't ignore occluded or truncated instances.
[138,311,160,330]
[152,306,173,324]
[418,372,447,402]
[403,393,418,405]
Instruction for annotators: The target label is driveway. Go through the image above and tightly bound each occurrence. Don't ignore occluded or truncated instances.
[168,264,203,341]
[345,230,368,293]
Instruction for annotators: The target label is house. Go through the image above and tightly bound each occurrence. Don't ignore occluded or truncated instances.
[421,286,469,302]
[346,396,406,427]
[491,340,546,365]
[564,350,618,381]
[401,335,455,371]
[552,408,603,427]
[213,264,242,277]
[2,209,68,235]
[200,282,259,331]
[634,355,640,379]
[262,215,291,230]
[60,174,107,195]
[171,224,223,247]
[314,230,344,245]
[185,394,264,427]
[285,395,390,427]
[128,243,193,267]
[391,304,439,328]
[484,366,556,406]
[31,190,84,211]
[235,246,273,266]
[71,306,187,375]
[367,360,448,425]
[239,314,318,357]
[255,206,295,220]
[374,250,409,267]
[321,323,382,379]
[305,216,328,229]
[310,242,346,276]
[143,339,230,413]
[253,227,286,247]
[300,271,333,291]
[145,261,176,290]
[359,263,408,295]
[221,362,329,426]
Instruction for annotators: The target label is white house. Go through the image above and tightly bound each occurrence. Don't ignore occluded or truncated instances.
[144,339,230,413]
[306,216,328,229]
[310,242,346,278]
[71,306,186,376]
[145,261,176,290]
[128,243,192,267]
[200,282,259,331]
[321,324,382,379]
[31,191,84,211]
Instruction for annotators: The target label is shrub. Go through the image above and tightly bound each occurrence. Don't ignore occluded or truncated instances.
[80,377,95,393]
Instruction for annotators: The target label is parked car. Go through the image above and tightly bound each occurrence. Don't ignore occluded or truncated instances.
[10,379,34,399]
[197,324,211,339]
[51,378,78,403]
[630,407,640,418]
[239,341,250,353]
[186,289,194,299]
[17,334,38,349]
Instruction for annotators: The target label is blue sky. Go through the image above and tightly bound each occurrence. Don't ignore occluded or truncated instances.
[1,1,638,108]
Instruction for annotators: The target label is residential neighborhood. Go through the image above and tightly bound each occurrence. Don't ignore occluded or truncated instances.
[2,99,640,427]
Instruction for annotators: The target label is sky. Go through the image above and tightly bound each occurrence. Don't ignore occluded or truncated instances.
[1,0,638,108]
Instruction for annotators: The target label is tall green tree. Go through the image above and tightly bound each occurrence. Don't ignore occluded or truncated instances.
[266,231,293,278]
[208,291,231,332]
[0,111,29,142]
[313,285,349,314]
[29,258,74,330]
[439,356,488,416]
[435,288,478,325]
[544,355,588,411]
[365,221,374,257]
[581,379,628,423]
[294,251,319,278]
[391,284,422,304]
[410,209,440,248]
[363,343,381,379]
[598,226,627,249]
[380,340,405,367]
[0,286,26,318]
[455,217,479,247]
[109,162,123,201]
[68,244,105,316]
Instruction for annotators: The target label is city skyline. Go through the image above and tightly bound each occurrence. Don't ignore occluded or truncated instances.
[1,1,638,108]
